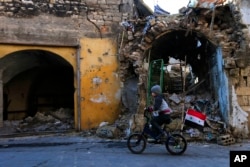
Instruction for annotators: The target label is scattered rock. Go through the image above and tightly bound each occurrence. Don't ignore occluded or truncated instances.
[96,125,121,139]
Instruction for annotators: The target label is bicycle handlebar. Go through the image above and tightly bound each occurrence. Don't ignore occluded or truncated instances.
[144,107,152,121]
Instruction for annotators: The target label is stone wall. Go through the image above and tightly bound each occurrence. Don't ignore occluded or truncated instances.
[0,0,133,45]
[0,0,134,130]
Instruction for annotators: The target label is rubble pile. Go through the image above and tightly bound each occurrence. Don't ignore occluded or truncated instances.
[16,108,74,133]
[165,92,227,142]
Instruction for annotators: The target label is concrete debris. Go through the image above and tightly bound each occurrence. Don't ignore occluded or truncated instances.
[121,21,134,32]
[96,125,121,139]
[217,134,236,145]
[186,128,201,138]
[16,108,74,133]
[99,121,109,127]
[165,118,182,131]
[169,93,182,104]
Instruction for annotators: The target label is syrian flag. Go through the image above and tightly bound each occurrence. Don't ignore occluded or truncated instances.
[184,109,206,131]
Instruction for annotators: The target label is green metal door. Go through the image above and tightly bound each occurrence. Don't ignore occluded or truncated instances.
[147,59,164,106]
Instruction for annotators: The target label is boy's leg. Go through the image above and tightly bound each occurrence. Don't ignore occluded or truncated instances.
[150,117,165,139]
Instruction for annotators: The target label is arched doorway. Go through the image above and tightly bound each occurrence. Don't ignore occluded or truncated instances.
[147,30,216,95]
[0,49,75,133]
[145,29,229,122]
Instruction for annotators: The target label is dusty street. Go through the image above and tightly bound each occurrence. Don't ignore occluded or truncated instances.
[0,134,250,167]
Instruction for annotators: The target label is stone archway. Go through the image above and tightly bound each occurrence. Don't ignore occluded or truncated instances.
[0,47,77,134]
[119,4,250,138]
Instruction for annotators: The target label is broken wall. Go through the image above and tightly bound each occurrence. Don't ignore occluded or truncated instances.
[237,0,250,135]
[119,1,250,138]
[210,47,229,124]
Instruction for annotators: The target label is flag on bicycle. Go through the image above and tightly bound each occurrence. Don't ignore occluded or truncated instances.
[184,109,206,130]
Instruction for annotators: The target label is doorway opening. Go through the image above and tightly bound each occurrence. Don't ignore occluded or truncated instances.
[1,50,75,134]
[146,30,218,102]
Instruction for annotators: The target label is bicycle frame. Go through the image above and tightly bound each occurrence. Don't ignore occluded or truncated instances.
[142,123,162,139]
[127,107,187,155]
[142,108,171,139]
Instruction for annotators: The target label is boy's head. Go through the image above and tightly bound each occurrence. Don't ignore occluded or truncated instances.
[151,85,161,96]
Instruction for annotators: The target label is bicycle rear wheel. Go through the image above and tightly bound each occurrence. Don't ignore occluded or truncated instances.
[165,134,187,155]
[127,133,147,154]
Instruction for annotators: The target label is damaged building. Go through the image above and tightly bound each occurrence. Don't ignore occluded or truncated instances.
[0,0,250,144]
[118,0,250,143]
[0,0,130,133]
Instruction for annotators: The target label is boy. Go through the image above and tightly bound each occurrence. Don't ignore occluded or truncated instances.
[150,85,172,139]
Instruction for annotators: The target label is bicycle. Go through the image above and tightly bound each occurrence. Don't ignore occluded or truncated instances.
[127,107,187,155]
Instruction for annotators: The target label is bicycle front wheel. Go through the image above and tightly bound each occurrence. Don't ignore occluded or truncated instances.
[127,133,147,154]
[165,133,187,155]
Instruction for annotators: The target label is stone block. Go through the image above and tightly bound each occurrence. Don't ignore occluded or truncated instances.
[236,87,250,96]
[133,114,145,127]
[217,134,235,145]
[241,106,250,112]
[248,77,250,87]
[224,57,236,68]
[0,6,5,10]
[164,118,182,131]
[238,76,247,87]
[98,0,106,5]
[240,66,250,76]
[107,0,121,5]
[96,125,121,139]
[113,16,122,22]
[169,93,181,104]
[85,0,98,5]
[229,68,239,77]
[236,58,248,68]
[237,95,250,106]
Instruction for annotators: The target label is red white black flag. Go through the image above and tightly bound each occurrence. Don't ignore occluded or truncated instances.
[184,109,206,130]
